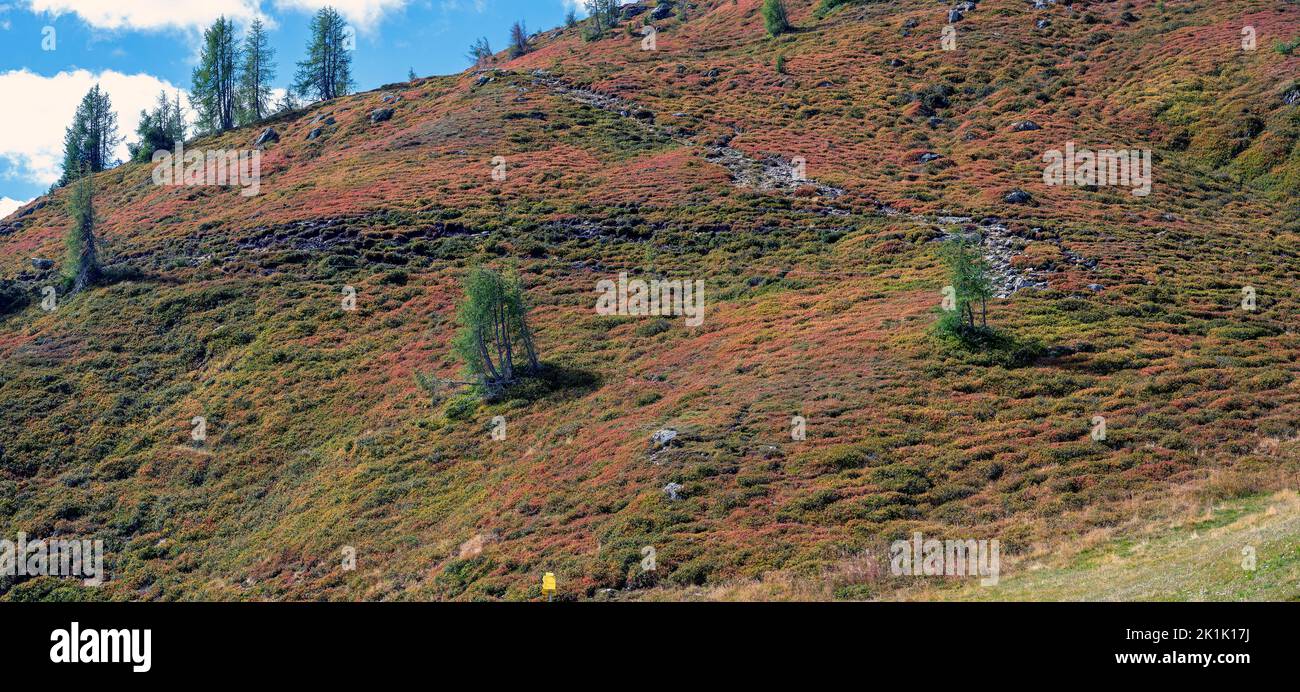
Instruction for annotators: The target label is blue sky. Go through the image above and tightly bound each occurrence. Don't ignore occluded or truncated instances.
[0,1,599,217]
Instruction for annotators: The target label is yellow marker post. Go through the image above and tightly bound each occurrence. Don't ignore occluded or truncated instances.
[541,572,556,602]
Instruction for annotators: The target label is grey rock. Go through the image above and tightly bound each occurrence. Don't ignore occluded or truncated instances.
[1011,120,1042,132]
[662,482,684,501]
[30,257,54,270]
[650,428,679,449]
[370,108,395,124]
[254,127,279,146]
[306,127,324,140]
[1004,189,1033,204]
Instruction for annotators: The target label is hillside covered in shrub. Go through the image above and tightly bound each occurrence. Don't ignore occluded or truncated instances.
[0,0,1296,601]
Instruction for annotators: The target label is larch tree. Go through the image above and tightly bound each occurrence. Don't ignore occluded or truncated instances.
[451,267,541,397]
[192,16,240,133]
[508,21,529,58]
[293,7,354,102]
[763,0,791,37]
[58,84,121,187]
[63,171,100,294]
[237,19,277,125]
[129,91,186,162]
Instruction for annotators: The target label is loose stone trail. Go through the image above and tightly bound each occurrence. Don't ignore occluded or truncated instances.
[530,69,1095,297]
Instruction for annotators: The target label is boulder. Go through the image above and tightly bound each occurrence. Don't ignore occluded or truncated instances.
[306,127,324,141]
[662,482,684,501]
[652,1,675,21]
[1004,189,1034,205]
[650,429,679,450]
[370,108,395,124]
[1011,120,1041,132]
[254,127,279,146]
[30,258,54,270]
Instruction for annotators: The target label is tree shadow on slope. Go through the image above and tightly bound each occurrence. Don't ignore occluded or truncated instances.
[932,321,1046,369]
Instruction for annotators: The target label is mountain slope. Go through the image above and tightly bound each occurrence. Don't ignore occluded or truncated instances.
[0,0,1297,601]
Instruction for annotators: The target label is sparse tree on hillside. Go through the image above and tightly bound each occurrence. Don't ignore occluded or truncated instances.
[129,91,186,162]
[58,84,121,187]
[565,9,578,28]
[294,7,354,102]
[763,0,792,37]
[585,0,619,29]
[273,90,301,115]
[941,238,994,335]
[508,21,530,58]
[451,267,541,396]
[63,170,100,294]
[192,16,240,133]
[467,36,493,65]
[237,19,277,125]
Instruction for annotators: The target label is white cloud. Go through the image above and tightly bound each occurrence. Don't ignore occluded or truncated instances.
[273,0,409,31]
[439,0,486,12]
[0,69,188,186]
[28,0,263,32]
[0,196,30,219]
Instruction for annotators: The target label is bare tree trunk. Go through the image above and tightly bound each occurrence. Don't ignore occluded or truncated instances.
[70,234,97,294]
[519,321,539,371]
[476,326,501,384]
[501,302,515,381]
